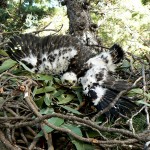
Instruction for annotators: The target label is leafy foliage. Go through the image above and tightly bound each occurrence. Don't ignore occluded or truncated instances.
[0,0,57,32]
[0,0,150,150]
[90,0,150,55]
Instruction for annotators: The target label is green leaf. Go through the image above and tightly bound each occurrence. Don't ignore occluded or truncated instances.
[63,124,82,136]
[0,50,8,57]
[129,89,150,100]
[44,93,52,106]
[132,12,138,18]
[36,74,53,81]
[57,94,75,104]
[128,88,144,97]
[63,124,94,150]
[144,93,150,100]
[75,90,83,103]
[54,77,61,84]
[32,86,38,97]
[19,61,34,73]
[40,108,54,115]
[121,59,130,68]
[0,59,17,73]
[136,100,150,106]
[35,86,55,94]
[36,117,64,137]
[72,140,94,150]
[56,94,65,101]
[129,88,143,94]
[87,130,101,138]
[34,96,44,108]
[53,89,66,97]
[60,105,81,115]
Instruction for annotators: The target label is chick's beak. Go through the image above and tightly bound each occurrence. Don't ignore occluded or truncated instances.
[63,80,77,87]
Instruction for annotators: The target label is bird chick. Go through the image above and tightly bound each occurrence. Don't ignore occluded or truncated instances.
[79,44,124,94]
[61,72,77,87]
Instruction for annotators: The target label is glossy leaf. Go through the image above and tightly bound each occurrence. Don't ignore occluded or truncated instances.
[0,59,17,73]
[75,90,83,103]
[137,100,150,106]
[0,50,8,57]
[19,61,34,73]
[63,124,82,136]
[54,77,61,84]
[129,88,143,94]
[44,93,52,106]
[36,117,64,137]
[72,140,94,150]
[32,86,38,97]
[61,105,81,115]
[40,108,54,115]
[53,89,66,97]
[35,86,55,94]
[34,96,44,108]
[57,94,75,104]
[63,124,94,150]
[36,74,53,81]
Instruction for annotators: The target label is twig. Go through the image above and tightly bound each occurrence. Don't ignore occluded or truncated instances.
[11,128,16,143]
[142,64,150,128]
[0,31,20,35]
[26,126,36,136]
[0,112,145,140]
[20,128,29,146]
[142,64,147,91]
[145,106,150,129]
[24,88,142,145]
[0,129,21,150]
[4,106,18,117]
[127,105,146,133]
[28,136,40,150]
[32,25,63,35]
[47,133,54,150]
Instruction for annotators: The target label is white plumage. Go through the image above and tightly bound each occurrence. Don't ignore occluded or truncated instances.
[79,50,117,95]
[86,51,116,72]
[87,86,106,106]
[5,34,100,86]
[61,72,77,86]
[5,34,136,117]
[22,47,78,74]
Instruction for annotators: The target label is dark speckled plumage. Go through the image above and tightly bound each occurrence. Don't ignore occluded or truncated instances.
[5,34,99,75]
[5,34,136,117]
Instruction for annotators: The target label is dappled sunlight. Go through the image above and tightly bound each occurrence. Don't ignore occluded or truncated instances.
[24,8,69,36]
[96,0,150,54]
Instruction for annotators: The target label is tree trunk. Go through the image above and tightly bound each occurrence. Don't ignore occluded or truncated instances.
[64,0,100,46]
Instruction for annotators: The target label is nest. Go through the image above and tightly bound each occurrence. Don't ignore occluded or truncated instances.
[0,52,150,150]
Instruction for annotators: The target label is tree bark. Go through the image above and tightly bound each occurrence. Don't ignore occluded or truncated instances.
[64,0,99,46]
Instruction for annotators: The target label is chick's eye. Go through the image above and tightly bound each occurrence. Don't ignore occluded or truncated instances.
[73,80,76,83]
[105,59,108,63]
[64,79,68,83]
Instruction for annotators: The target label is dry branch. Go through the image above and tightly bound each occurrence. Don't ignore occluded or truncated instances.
[0,50,150,149]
